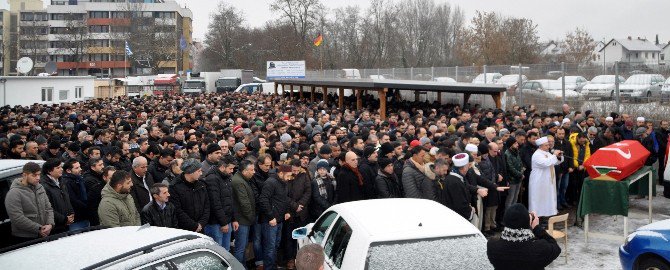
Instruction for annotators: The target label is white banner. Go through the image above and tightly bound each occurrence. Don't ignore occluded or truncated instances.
[267,61,306,79]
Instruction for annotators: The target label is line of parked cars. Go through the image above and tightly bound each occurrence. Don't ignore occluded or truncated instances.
[447,72,670,102]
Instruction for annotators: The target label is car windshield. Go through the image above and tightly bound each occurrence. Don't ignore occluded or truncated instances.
[624,75,651,85]
[590,76,614,84]
[366,234,492,270]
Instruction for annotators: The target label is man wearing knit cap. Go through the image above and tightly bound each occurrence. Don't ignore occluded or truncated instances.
[170,158,209,233]
[487,203,561,269]
[201,143,222,175]
[233,142,247,165]
[258,164,292,270]
[359,146,379,199]
[308,144,331,177]
[528,137,563,220]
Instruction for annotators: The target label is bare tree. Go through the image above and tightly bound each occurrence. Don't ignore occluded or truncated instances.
[200,3,246,71]
[114,1,181,74]
[54,13,88,75]
[561,27,596,64]
[270,0,323,59]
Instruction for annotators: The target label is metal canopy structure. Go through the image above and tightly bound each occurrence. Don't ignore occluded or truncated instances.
[273,78,507,120]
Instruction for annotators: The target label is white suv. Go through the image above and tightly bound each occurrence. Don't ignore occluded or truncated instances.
[292,199,491,270]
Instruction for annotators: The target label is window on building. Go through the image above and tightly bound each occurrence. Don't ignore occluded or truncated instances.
[635,53,639,58]
[20,13,34,21]
[75,87,83,98]
[89,25,109,33]
[111,11,127,18]
[662,54,666,61]
[645,52,649,59]
[59,90,68,100]
[653,53,656,59]
[41,88,53,102]
[89,11,109,18]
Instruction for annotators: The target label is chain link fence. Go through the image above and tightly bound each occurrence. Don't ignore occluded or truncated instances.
[306,62,670,122]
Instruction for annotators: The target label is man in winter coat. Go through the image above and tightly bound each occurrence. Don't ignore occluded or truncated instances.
[553,129,571,210]
[375,158,403,198]
[62,159,90,231]
[40,158,74,234]
[444,153,477,225]
[170,159,210,233]
[567,133,589,206]
[5,162,54,244]
[231,160,257,265]
[310,160,335,221]
[84,158,109,226]
[520,132,539,206]
[358,146,379,199]
[308,144,331,177]
[147,148,174,185]
[504,138,524,210]
[283,160,313,269]
[141,183,178,228]
[431,159,451,206]
[402,146,435,200]
[202,156,236,251]
[487,203,561,270]
[98,170,141,227]
[258,164,293,270]
[130,157,155,214]
[201,143,222,176]
[336,151,365,203]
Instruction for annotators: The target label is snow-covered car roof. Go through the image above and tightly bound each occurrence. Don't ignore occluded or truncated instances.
[0,159,45,179]
[0,226,225,269]
[329,198,480,243]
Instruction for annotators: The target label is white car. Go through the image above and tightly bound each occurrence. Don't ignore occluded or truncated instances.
[292,199,491,270]
[233,82,285,95]
[660,77,670,102]
[520,80,581,99]
[556,76,589,92]
[496,74,527,88]
[472,73,502,84]
[619,74,665,100]
[434,77,457,83]
[581,75,626,100]
[0,226,244,269]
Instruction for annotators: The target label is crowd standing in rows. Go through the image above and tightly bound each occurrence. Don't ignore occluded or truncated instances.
[2,92,668,269]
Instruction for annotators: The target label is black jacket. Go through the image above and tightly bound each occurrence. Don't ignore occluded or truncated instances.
[40,175,74,233]
[251,166,270,204]
[148,158,169,186]
[553,139,571,174]
[310,176,335,220]
[287,170,312,222]
[465,167,498,206]
[84,170,105,225]
[202,168,234,225]
[487,226,562,270]
[130,172,155,214]
[258,176,290,223]
[375,170,403,198]
[170,175,210,231]
[358,158,379,199]
[335,165,365,203]
[520,142,537,178]
[141,201,178,228]
[444,172,472,220]
[62,173,89,222]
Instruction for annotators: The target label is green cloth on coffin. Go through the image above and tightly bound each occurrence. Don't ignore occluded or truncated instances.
[577,166,653,218]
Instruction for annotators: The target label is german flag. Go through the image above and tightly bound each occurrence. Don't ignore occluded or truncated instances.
[313,33,323,47]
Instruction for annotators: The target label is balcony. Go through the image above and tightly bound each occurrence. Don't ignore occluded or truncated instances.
[57,61,130,70]
[155,18,176,25]
[19,21,49,27]
[86,46,122,54]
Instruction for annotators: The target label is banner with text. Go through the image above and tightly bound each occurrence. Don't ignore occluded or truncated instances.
[267,61,306,79]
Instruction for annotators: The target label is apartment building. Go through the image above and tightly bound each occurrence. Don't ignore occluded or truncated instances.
[47,0,192,77]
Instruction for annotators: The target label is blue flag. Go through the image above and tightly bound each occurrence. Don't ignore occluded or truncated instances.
[180,36,187,51]
[125,41,133,56]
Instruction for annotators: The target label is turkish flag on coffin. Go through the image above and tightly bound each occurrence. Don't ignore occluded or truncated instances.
[583,140,650,181]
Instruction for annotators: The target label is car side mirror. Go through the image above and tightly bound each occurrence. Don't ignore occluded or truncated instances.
[538,88,544,92]
[292,227,308,240]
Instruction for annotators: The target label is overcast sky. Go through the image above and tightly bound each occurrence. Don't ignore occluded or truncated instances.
[174,0,670,45]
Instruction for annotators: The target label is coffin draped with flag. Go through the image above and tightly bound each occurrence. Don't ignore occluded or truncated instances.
[583,140,650,181]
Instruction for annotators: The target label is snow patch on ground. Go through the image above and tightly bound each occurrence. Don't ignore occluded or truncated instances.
[547,185,670,270]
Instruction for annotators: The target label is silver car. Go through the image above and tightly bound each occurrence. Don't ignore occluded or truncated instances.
[556,76,589,92]
[581,75,626,100]
[619,74,665,101]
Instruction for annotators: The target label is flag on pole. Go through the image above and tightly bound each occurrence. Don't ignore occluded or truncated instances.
[180,36,188,51]
[313,33,323,47]
[125,41,133,56]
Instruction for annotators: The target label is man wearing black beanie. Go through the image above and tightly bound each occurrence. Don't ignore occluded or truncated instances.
[487,203,561,270]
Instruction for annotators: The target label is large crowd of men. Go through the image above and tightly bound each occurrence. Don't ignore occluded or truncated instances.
[2,91,668,269]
